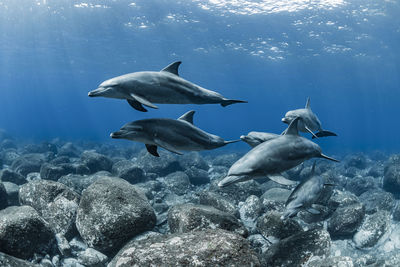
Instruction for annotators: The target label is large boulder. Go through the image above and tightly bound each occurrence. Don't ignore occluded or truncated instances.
[2,182,19,206]
[19,180,80,238]
[383,161,400,195]
[256,211,303,241]
[260,188,291,212]
[358,189,395,214]
[11,153,47,177]
[109,229,261,267]
[168,203,248,237]
[0,169,26,185]
[58,172,112,194]
[345,176,377,196]
[111,160,146,184]
[210,180,263,203]
[307,256,354,267]
[0,183,7,210]
[40,163,70,181]
[184,167,210,185]
[0,206,54,259]
[327,202,365,239]
[180,152,209,170]
[198,191,239,217]
[0,252,38,267]
[81,150,113,173]
[353,210,390,248]
[163,171,192,195]
[136,150,183,176]
[75,177,156,254]
[239,195,262,230]
[263,229,331,266]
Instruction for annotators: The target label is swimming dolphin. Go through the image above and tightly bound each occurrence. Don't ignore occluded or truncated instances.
[110,110,240,157]
[240,131,280,147]
[88,61,247,112]
[282,162,334,219]
[281,97,337,138]
[218,117,339,187]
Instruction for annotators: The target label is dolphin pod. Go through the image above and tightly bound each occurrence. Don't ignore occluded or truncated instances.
[88,61,247,112]
[110,110,240,157]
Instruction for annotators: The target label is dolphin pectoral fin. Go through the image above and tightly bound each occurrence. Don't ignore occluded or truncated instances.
[284,117,300,136]
[305,126,319,139]
[267,175,298,186]
[306,208,320,215]
[218,175,251,187]
[154,139,183,155]
[127,99,148,112]
[161,61,181,76]
[320,153,340,162]
[221,99,248,107]
[313,130,338,138]
[130,94,158,109]
[145,144,159,157]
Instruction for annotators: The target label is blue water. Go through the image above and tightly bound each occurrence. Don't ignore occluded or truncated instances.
[0,0,399,155]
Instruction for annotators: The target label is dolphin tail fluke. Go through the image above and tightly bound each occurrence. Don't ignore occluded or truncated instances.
[313,130,338,139]
[221,99,248,107]
[320,153,340,162]
[218,175,251,187]
[224,139,241,145]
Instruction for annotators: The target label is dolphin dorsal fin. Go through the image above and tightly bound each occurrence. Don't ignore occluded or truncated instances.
[305,97,311,109]
[284,117,300,136]
[161,61,182,76]
[178,110,195,124]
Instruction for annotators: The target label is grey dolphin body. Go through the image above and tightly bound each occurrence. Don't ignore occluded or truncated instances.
[282,97,337,138]
[110,111,239,157]
[282,162,333,219]
[88,61,247,112]
[240,131,280,147]
[218,117,339,187]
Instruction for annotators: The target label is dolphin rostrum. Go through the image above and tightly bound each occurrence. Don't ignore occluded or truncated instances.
[240,131,280,147]
[282,97,337,138]
[282,162,334,219]
[88,61,247,112]
[110,110,240,157]
[218,117,339,187]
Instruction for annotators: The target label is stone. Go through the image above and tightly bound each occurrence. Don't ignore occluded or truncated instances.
[383,163,400,196]
[55,233,71,256]
[0,183,7,210]
[212,153,241,167]
[1,140,16,150]
[81,150,113,173]
[58,172,112,194]
[136,150,183,176]
[163,171,191,195]
[1,149,19,166]
[19,180,80,238]
[2,182,19,206]
[69,237,88,257]
[40,163,70,181]
[50,156,70,164]
[327,190,360,211]
[353,210,390,248]
[58,142,80,158]
[345,176,377,196]
[327,202,365,239]
[61,258,85,267]
[198,191,239,217]
[0,206,54,259]
[179,152,209,170]
[210,180,263,203]
[0,252,38,267]
[109,229,261,267]
[247,234,272,254]
[263,229,331,266]
[184,166,210,185]
[345,154,368,169]
[307,256,354,267]
[78,248,108,267]
[358,189,395,214]
[23,142,57,154]
[75,177,156,254]
[239,195,262,230]
[11,153,47,177]
[111,160,146,184]
[256,211,303,240]
[59,162,91,175]
[393,202,400,221]
[168,203,248,237]
[0,169,26,185]
[260,188,291,212]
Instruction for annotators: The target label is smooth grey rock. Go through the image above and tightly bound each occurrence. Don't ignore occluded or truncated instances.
[260,188,291,212]
[212,153,241,167]
[256,211,302,240]
[353,210,390,248]
[61,258,85,267]
[358,189,395,214]
[111,160,146,184]
[345,176,377,196]
[50,156,70,165]
[0,183,7,210]
[163,171,191,195]
[108,229,260,267]
[264,229,331,266]
[0,206,54,259]
[168,203,248,237]
[239,195,262,229]
[383,162,400,195]
[307,256,353,267]
[1,149,19,166]
[81,151,113,173]
[210,180,262,203]
[328,202,365,239]
[184,167,210,185]
[180,152,209,170]
[69,237,88,257]
[59,162,91,176]
[78,248,108,267]
[11,153,47,177]
[2,182,19,206]
[19,180,80,238]
[39,258,53,267]
[76,177,156,254]
[345,154,368,169]
[136,150,183,176]
[0,252,38,267]
[40,163,69,181]
[55,233,71,257]
[198,191,239,217]
[58,142,80,158]
[0,169,26,185]
[247,234,272,254]
[327,190,360,210]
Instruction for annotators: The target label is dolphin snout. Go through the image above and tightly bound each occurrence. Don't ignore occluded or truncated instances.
[88,89,100,97]
[281,117,288,124]
[110,131,124,139]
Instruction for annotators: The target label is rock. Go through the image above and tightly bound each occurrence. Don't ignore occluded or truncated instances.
[2,182,19,206]
[1,140,16,150]
[0,252,38,267]
[210,180,262,203]
[0,206,54,259]
[345,154,368,169]
[264,229,331,266]
[307,256,354,267]
[256,211,303,241]
[136,150,183,176]
[198,191,239,217]
[212,153,241,167]
[81,150,113,173]
[358,189,395,214]
[0,183,7,210]
[367,164,384,178]
[23,142,57,154]
[75,177,156,254]
[109,229,261,267]
[345,176,377,196]
[343,166,358,178]
[1,149,19,166]
[40,163,69,181]
[78,248,108,267]
[168,203,248,237]
[180,152,209,170]
[327,202,365,239]
[353,210,390,248]
[393,202,400,221]
[260,188,291,212]
[50,156,70,164]
[184,167,210,185]
[247,234,272,254]
[163,171,191,195]
[39,258,53,267]
[383,163,400,195]
[0,169,26,185]
[111,160,146,184]
[61,258,85,267]
[19,180,80,238]
[26,172,41,182]
[59,162,91,175]
[239,195,262,230]
[58,142,80,158]
[69,237,88,257]
[327,190,360,211]
[58,172,113,194]
[55,233,71,256]
[11,153,46,177]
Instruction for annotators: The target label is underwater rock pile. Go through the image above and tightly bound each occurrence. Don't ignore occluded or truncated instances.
[1,130,400,266]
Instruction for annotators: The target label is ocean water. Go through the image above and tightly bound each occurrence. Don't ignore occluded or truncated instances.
[0,0,399,155]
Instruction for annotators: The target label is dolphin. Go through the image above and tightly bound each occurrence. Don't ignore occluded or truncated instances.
[110,110,240,157]
[218,117,339,187]
[240,131,280,147]
[282,162,334,219]
[281,97,337,138]
[88,61,247,112]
